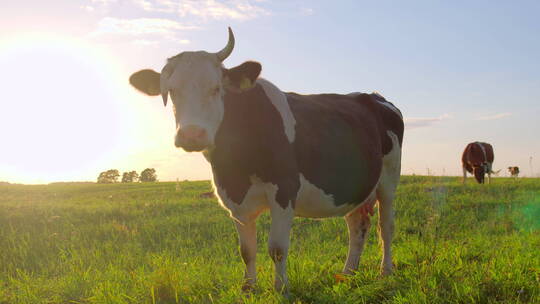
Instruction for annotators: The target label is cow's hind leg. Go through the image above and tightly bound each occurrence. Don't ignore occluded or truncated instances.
[342,195,375,274]
[377,132,401,276]
[376,181,396,276]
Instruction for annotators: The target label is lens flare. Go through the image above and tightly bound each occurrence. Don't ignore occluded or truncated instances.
[0,33,136,183]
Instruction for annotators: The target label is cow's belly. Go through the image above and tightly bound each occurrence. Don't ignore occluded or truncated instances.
[213,173,378,222]
[294,174,378,218]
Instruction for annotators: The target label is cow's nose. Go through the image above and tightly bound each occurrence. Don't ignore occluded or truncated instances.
[175,125,208,151]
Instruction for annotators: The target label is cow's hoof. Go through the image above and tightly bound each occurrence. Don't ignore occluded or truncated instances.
[277,287,291,299]
[274,282,289,295]
[381,269,392,276]
[380,265,394,276]
[241,282,255,293]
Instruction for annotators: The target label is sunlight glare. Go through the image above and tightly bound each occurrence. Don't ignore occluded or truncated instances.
[0,33,135,183]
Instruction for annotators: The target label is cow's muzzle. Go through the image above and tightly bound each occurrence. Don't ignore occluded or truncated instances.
[175,125,209,152]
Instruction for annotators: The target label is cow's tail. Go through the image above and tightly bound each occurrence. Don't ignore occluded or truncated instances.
[490,169,501,175]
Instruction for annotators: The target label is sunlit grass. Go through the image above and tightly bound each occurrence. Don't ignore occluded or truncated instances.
[0,177,539,303]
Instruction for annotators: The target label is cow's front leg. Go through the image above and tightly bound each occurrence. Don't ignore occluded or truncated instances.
[234,220,257,291]
[268,205,294,293]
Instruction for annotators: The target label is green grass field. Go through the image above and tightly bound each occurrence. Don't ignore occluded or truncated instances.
[1,176,539,303]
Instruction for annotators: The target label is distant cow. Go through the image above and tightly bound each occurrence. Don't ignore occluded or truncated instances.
[462,142,496,184]
[129,28,404,292]
[508,166,520,177]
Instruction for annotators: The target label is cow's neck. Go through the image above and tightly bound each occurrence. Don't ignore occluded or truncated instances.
[207,83,299,207]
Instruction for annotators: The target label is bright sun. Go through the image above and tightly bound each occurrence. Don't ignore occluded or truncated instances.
[0,33,134,184]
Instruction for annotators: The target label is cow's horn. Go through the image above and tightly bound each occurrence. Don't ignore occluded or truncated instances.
[216,27,235,62]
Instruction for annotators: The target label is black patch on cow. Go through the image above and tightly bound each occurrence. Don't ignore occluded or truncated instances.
[287,92,403,206]
[211,84,299,209]
[210,86,404,209]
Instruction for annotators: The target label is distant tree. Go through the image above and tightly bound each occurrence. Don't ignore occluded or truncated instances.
[121,171,139,183]
[140,168,157,182]
[97,169,120,183]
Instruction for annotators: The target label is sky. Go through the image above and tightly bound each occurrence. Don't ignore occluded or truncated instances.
[1,0,539,184]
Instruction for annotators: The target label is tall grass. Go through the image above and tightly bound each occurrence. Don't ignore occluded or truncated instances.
[0,177,539,303]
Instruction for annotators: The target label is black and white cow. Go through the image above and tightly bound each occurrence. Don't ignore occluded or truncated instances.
[508,166,520,178]
[129,28,404,292]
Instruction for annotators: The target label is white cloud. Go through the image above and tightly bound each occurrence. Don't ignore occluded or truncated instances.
[91,0,117,4]
[94,17,198,36]
[132,0,176,13]
[91,17,198,44]
[180,0,270,20]
[83,0,117,12]
[405,114,451,129]
[134,0,270,21]
[132,39,159,46]
[300,7,314,16]
[476,112,512,121]
[81,5,95,12]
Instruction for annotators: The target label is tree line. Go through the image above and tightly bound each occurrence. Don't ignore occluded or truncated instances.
[97,168,157,184]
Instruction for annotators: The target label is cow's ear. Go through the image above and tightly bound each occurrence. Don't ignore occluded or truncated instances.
[223,61,261,92]
[129,69,161,96]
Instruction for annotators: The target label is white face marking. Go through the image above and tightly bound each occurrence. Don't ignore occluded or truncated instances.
[162,51,225,148]
[257,78,296,143]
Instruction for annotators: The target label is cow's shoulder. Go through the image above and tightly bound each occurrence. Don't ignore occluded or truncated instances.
[255,78,296,143]
[211,83,299,209]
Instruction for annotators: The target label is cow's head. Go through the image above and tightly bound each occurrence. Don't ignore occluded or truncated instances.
[473,163,488,184]
[129,28,261,152]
